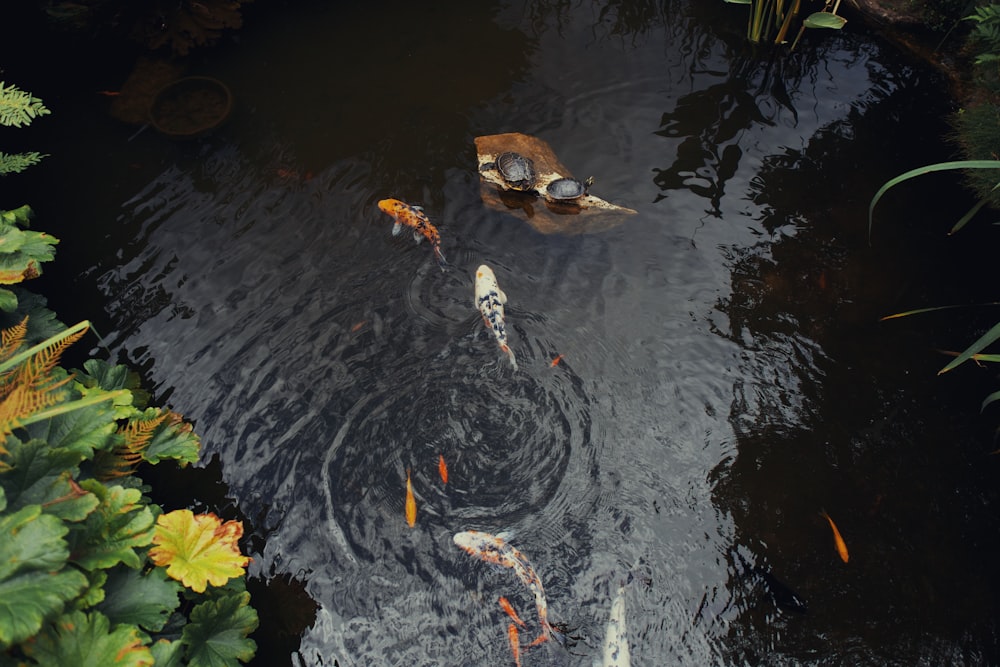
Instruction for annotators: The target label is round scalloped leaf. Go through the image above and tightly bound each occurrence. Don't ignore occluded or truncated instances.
[68,481,155,572]
[148,511,250,593]
[1,438,98,521]
[24,610,153,667]
[181,592,258,667]
[0,505,88,647]
[97,565,182,632]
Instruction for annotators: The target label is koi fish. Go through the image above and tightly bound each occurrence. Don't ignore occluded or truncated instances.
[377,198,447,267]
[474,265,518,369]
[499,596,526,628]
[550,354,564,368]
[508,623,522,667]
[601,584,630,667]
[453,530,562,645]
[820,510,849,563]
[405,469,417,527]
[438,454,449,485]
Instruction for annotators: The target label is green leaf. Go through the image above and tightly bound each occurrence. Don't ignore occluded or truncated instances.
[0,438,99,520]
[802,12,847,29]
[76,359,150,411]
[144,415,201,466]
[0,226,58,284]
[22,386,126,460]
[68,480,156,571]
[25,610,154,667]
[0,505,88,647]
[939,320,1000,375]
[98,565,182,633]
[182,592,258,667]
[0,83,50,128]
[73,569,108,610]
[150,639,185,667]
[0,288,16,312]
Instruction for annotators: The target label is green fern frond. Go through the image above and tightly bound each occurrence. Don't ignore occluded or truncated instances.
[0,82,50,128]
[0,151,48,175]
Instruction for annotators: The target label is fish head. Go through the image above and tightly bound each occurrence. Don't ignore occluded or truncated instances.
[475,265,499,299]
[454,530,502,556]
[378,198,403,217]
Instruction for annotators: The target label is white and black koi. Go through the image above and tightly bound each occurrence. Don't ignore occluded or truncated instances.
[474,265,517,369]
[598,582,631,667]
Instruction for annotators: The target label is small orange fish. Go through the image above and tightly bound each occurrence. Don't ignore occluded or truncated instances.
[96,90,120,97]
[507,623,522,667]
[550,354,564,367]
[498,596,526,628]
[820,510,849,563]
[405,469,417,528]
[377,198,447,267]
[438,454,448,484]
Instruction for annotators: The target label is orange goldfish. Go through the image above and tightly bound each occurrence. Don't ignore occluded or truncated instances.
[377,198,447,267]
[499,596,527,627]
[820,510,849,563]
[438,454,449,484]
[508,623,522,667]
[550,354,564,367]
[454,530,563,646]
[405,469,417,528]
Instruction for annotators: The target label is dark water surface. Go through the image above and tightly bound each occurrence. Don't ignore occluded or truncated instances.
[8,0,1000,665]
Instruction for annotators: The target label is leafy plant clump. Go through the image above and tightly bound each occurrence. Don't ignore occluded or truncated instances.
[0,325,259,666]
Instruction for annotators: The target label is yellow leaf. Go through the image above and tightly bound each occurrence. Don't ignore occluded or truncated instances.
[148,510,251,593]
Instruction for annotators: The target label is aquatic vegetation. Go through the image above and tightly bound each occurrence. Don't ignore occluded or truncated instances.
[723,0,846,47]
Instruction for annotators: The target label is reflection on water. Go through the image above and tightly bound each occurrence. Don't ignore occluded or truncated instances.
[15,0,1000,664]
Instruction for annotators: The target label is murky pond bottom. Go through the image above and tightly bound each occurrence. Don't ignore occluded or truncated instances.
[13,0,1000,664]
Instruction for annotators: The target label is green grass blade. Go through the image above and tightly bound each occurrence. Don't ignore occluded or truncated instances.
[939,320,1000,374]
[868,160,1000,242]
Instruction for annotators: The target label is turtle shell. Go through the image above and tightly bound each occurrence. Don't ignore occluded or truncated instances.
[495,151,537,190]
[545,177,588,200]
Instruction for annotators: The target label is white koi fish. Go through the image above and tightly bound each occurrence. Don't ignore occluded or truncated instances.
[598,584,630,667]
[474,265,517,369]
[453,530,562,646]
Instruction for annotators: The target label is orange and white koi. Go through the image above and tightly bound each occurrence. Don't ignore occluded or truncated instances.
[438,454,449,485]
[405,469,417,528]
[508,623,522,667]
[377,198,447,267]
[474,265,517,370]
[820,510,849,563]
[453,530,562,645]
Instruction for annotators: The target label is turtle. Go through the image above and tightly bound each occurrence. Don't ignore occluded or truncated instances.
[544,176,595,202]
[489,151,538,192]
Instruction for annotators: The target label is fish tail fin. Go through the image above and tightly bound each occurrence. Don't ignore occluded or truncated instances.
[434,246,448,270]
[502,344,518,370]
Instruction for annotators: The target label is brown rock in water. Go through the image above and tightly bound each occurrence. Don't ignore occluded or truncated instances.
[474,132,636,235]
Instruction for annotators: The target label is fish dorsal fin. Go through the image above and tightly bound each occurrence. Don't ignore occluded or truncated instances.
[496,529,516,543]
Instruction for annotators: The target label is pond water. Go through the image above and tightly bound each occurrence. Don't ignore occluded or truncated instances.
[9,0,1000,665]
